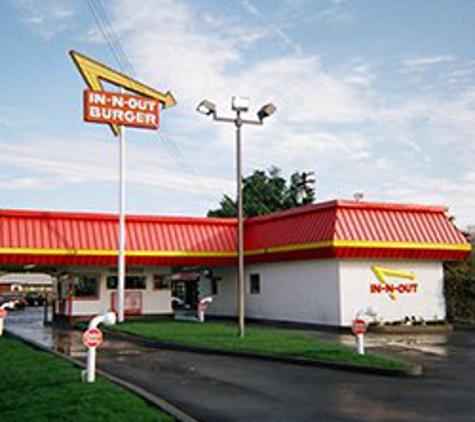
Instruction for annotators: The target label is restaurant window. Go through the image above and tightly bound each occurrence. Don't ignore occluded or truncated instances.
[211,278,218,295]
[73,275,99,298]
[249,273,261,295]
[153,275,171,290]
[107,275,146,290]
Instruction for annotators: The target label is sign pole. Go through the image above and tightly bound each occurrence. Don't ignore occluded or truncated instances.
[82,312,116,383]
[86,345,97,382]
[352,318,367,355]
[0,308,7,336]
[357,333,365,355]
[70,52,176,324]
[117,122,126,323]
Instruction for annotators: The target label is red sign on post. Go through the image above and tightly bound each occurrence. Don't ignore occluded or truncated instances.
[84,90,160,130]
[83,328,103,348]
[352,318,367,335]
[0,309,7,319]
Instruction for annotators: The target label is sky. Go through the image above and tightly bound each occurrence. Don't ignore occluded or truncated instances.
[1,0,475,229]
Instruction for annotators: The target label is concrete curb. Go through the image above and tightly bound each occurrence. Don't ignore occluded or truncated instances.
[3,331,202,422]
[369,323,453,335]
[105,329,423,378]
[453,323,475,332]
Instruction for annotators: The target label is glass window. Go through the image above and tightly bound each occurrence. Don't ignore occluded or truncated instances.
[153,275,171,290]
[211,278,218,295]
[73,275,99,298]
[107,275,146,290]
[249,273,260,295]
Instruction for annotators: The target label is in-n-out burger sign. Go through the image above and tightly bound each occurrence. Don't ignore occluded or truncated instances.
[70,50,176,136]
[370,282,418,295]
[84,91,160,129]
[370,265,418,301]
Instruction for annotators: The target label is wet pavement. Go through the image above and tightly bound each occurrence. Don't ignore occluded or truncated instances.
[5,308,475,422]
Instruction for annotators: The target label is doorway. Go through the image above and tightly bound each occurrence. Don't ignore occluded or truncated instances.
[171,272,200,311]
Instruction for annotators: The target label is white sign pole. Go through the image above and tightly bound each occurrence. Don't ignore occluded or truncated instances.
[86,346,97,383]
[117,121,126,323]
[357,333,365,355]
[83,312,116,383]
[0,307,8,336]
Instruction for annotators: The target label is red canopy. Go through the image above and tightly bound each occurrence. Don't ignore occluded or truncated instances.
[0,200,470,267]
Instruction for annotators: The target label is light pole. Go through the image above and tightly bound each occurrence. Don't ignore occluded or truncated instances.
[197,96,276,338]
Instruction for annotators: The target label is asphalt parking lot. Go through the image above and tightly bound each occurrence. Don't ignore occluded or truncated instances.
[5,308,475,422]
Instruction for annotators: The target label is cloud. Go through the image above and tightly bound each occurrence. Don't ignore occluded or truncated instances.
[311,6,356,25]
[5,0,473,224]
[377,171,475,229]
[111,0,369,127]
[236,0,302,54]
[402,55,455,68]
[89,0,473,223]
[8,0,76,40]
[0,135,232,197]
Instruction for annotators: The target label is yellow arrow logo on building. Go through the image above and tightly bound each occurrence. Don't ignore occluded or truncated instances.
[70,50,176,136]
[371,265,416,301]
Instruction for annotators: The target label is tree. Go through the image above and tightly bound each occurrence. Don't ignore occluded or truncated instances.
[207,167,316,218]
[444,238,475,323]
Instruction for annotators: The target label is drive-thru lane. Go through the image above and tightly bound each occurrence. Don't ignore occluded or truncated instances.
[5,309,475,422]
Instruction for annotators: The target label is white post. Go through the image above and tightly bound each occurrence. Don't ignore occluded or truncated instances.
[357,333,365,355]
[86,346,97,383]
[198,306,205,323]
[0,306,9,336]
[117,123,126,323]
[197,297,213,323]
[83,312,116,383]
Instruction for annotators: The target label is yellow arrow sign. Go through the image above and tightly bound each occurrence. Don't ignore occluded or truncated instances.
[70,50,176,136]
[371,265,416,301]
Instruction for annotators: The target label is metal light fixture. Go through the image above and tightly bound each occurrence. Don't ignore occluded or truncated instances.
[197,96,276,338]
[231,96,250,112]
[257,103,276,121]
[196,99,217,116]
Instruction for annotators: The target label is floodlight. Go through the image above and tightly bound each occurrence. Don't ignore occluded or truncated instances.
[196,95,277,339]
[197,99,216,116]
[257,103,276,121]
[231,96,250,112]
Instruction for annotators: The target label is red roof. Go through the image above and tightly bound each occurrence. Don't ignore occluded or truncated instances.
[0,200,470,267]
[0,210,236,267]
[244,200,470,262]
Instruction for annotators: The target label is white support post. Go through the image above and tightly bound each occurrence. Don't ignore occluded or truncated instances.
[197,297,213,323]
[83,312,116,384]
[117,123,126,323]
[0,306,9,336]
[86,346,97,383]
[356,333,365,355]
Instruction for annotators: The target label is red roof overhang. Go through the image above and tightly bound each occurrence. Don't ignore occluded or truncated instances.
[0,210,237,268]
[0,200,470,268]
[243,200,471,263]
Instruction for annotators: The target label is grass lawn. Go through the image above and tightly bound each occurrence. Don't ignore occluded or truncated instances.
[0,337,173,422]
[114,320,411,370]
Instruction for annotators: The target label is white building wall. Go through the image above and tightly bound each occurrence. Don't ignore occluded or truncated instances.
[201,267,237,316]
[339,260,445,326]
[64,260,446,326]
[141,273,172,315]
[205,260,341,326]
[67,269,172,317]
